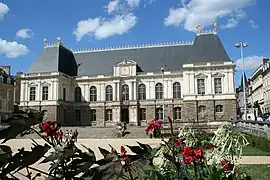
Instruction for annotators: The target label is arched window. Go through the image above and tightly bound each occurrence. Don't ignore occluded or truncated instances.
[155,83,163,100]
[215,105,223,113]
[198,105,206,113]
[105,85,113,101]
[138,84,146,100]
[122,84,129,101]
[173,82,181,99]
[74,87,81,102]
[90,86,97,102]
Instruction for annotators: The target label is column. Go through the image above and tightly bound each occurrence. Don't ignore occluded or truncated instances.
[20,82,25,102]
[86,84,90,102]
[55,80,59,100]
[167,80,173,99]
[190,73,195,94]
[164,80,168,99]
[150,81,155,99]
[100,83,105,101]
[207,74,212,94]
[129,82,133,100]
[113,82,117,101]
[146,81,150,99]
[133,81,137,100]
[116,82,119,101]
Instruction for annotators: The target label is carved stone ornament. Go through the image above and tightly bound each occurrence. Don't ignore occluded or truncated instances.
[195,73,208,79]
[212,72,225,78]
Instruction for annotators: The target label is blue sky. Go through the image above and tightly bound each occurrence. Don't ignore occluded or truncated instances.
[0,0,270,87]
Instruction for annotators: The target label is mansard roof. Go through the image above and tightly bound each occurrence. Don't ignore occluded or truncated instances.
[27,31,231,76]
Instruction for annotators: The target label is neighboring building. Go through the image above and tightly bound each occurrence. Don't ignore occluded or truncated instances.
[0,66,15,123]
[262,58,270,113]
[236,73,248,117]
[19,29,236,126]
[247,65,264,117]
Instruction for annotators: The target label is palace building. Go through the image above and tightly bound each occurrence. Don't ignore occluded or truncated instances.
[19,28,236,126]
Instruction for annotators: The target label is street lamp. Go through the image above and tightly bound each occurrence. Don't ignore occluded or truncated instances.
[235,42,248,120]
[160,65,166,122]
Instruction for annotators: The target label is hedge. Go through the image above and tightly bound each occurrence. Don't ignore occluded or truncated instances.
[245,134,270,152]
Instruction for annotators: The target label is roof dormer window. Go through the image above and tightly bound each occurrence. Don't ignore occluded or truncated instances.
[7,77,11,84]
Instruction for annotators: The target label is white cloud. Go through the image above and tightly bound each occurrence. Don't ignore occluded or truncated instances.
[0,39,29,58]
[75,0,140,41]
[73,13,137,41]
[106,0,121,14]
[249,20,259,28]
[16,29,34,39]
[235,56,263,71]
[221,9,246,29]
[126,0,140,8]
[164,0,254,31]
[0,2,9,20]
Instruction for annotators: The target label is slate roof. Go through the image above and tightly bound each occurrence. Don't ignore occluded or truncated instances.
[28,32,231,77]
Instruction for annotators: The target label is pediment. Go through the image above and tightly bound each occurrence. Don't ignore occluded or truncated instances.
[195,73,208,79]
[29,82,38,87]
[116,59,137,66]
[212,72,225,78]
[41,81,51,86]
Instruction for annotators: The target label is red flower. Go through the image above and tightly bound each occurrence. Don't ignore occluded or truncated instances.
[183,156,194,164]
[120,146,128,161]
[145,119,162,134]
[220,159,234,173]
[182,146,193,157]
[182,146,205,164]
[175,139,182,147]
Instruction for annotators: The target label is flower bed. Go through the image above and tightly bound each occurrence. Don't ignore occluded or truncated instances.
[0,110,252,179]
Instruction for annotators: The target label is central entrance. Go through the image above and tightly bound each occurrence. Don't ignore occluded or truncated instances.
[121,108,129,123]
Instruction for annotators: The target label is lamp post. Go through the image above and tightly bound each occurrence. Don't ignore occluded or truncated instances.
[160,65,166,121]
[235,42,248,120]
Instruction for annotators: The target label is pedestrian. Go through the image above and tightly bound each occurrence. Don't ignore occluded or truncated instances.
[74,129,78,142]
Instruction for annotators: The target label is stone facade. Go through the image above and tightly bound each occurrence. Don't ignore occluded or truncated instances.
[0,66,15,123]
[19,60,236,126]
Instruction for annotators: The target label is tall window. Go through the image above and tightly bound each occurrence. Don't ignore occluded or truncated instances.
[173,82,181,99]
[215,105,223,113]
[74,87,81,102]
[29,87,36,101]
[42,86,49,100]
[105,85,113,101]
[174,107,182,120]
[214,78,222,94]
[197,79,205,95]
[106,109,113,121]
[155,83,163,100]
[75,110,81,123]
[138,84,146,100]
[140,108,146,120]
[156,108,163,120]
[90,109,96,121]
[122,84,129,101]
[90,86,97,102]
[198,105,206,113]
[63,88,66,101]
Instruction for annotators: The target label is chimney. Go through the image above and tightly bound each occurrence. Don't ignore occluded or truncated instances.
[263,58,269,65]
[0,65,11,76]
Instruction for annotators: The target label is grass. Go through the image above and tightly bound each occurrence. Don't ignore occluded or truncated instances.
[242,146,270,156]
[239,165,270,180]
